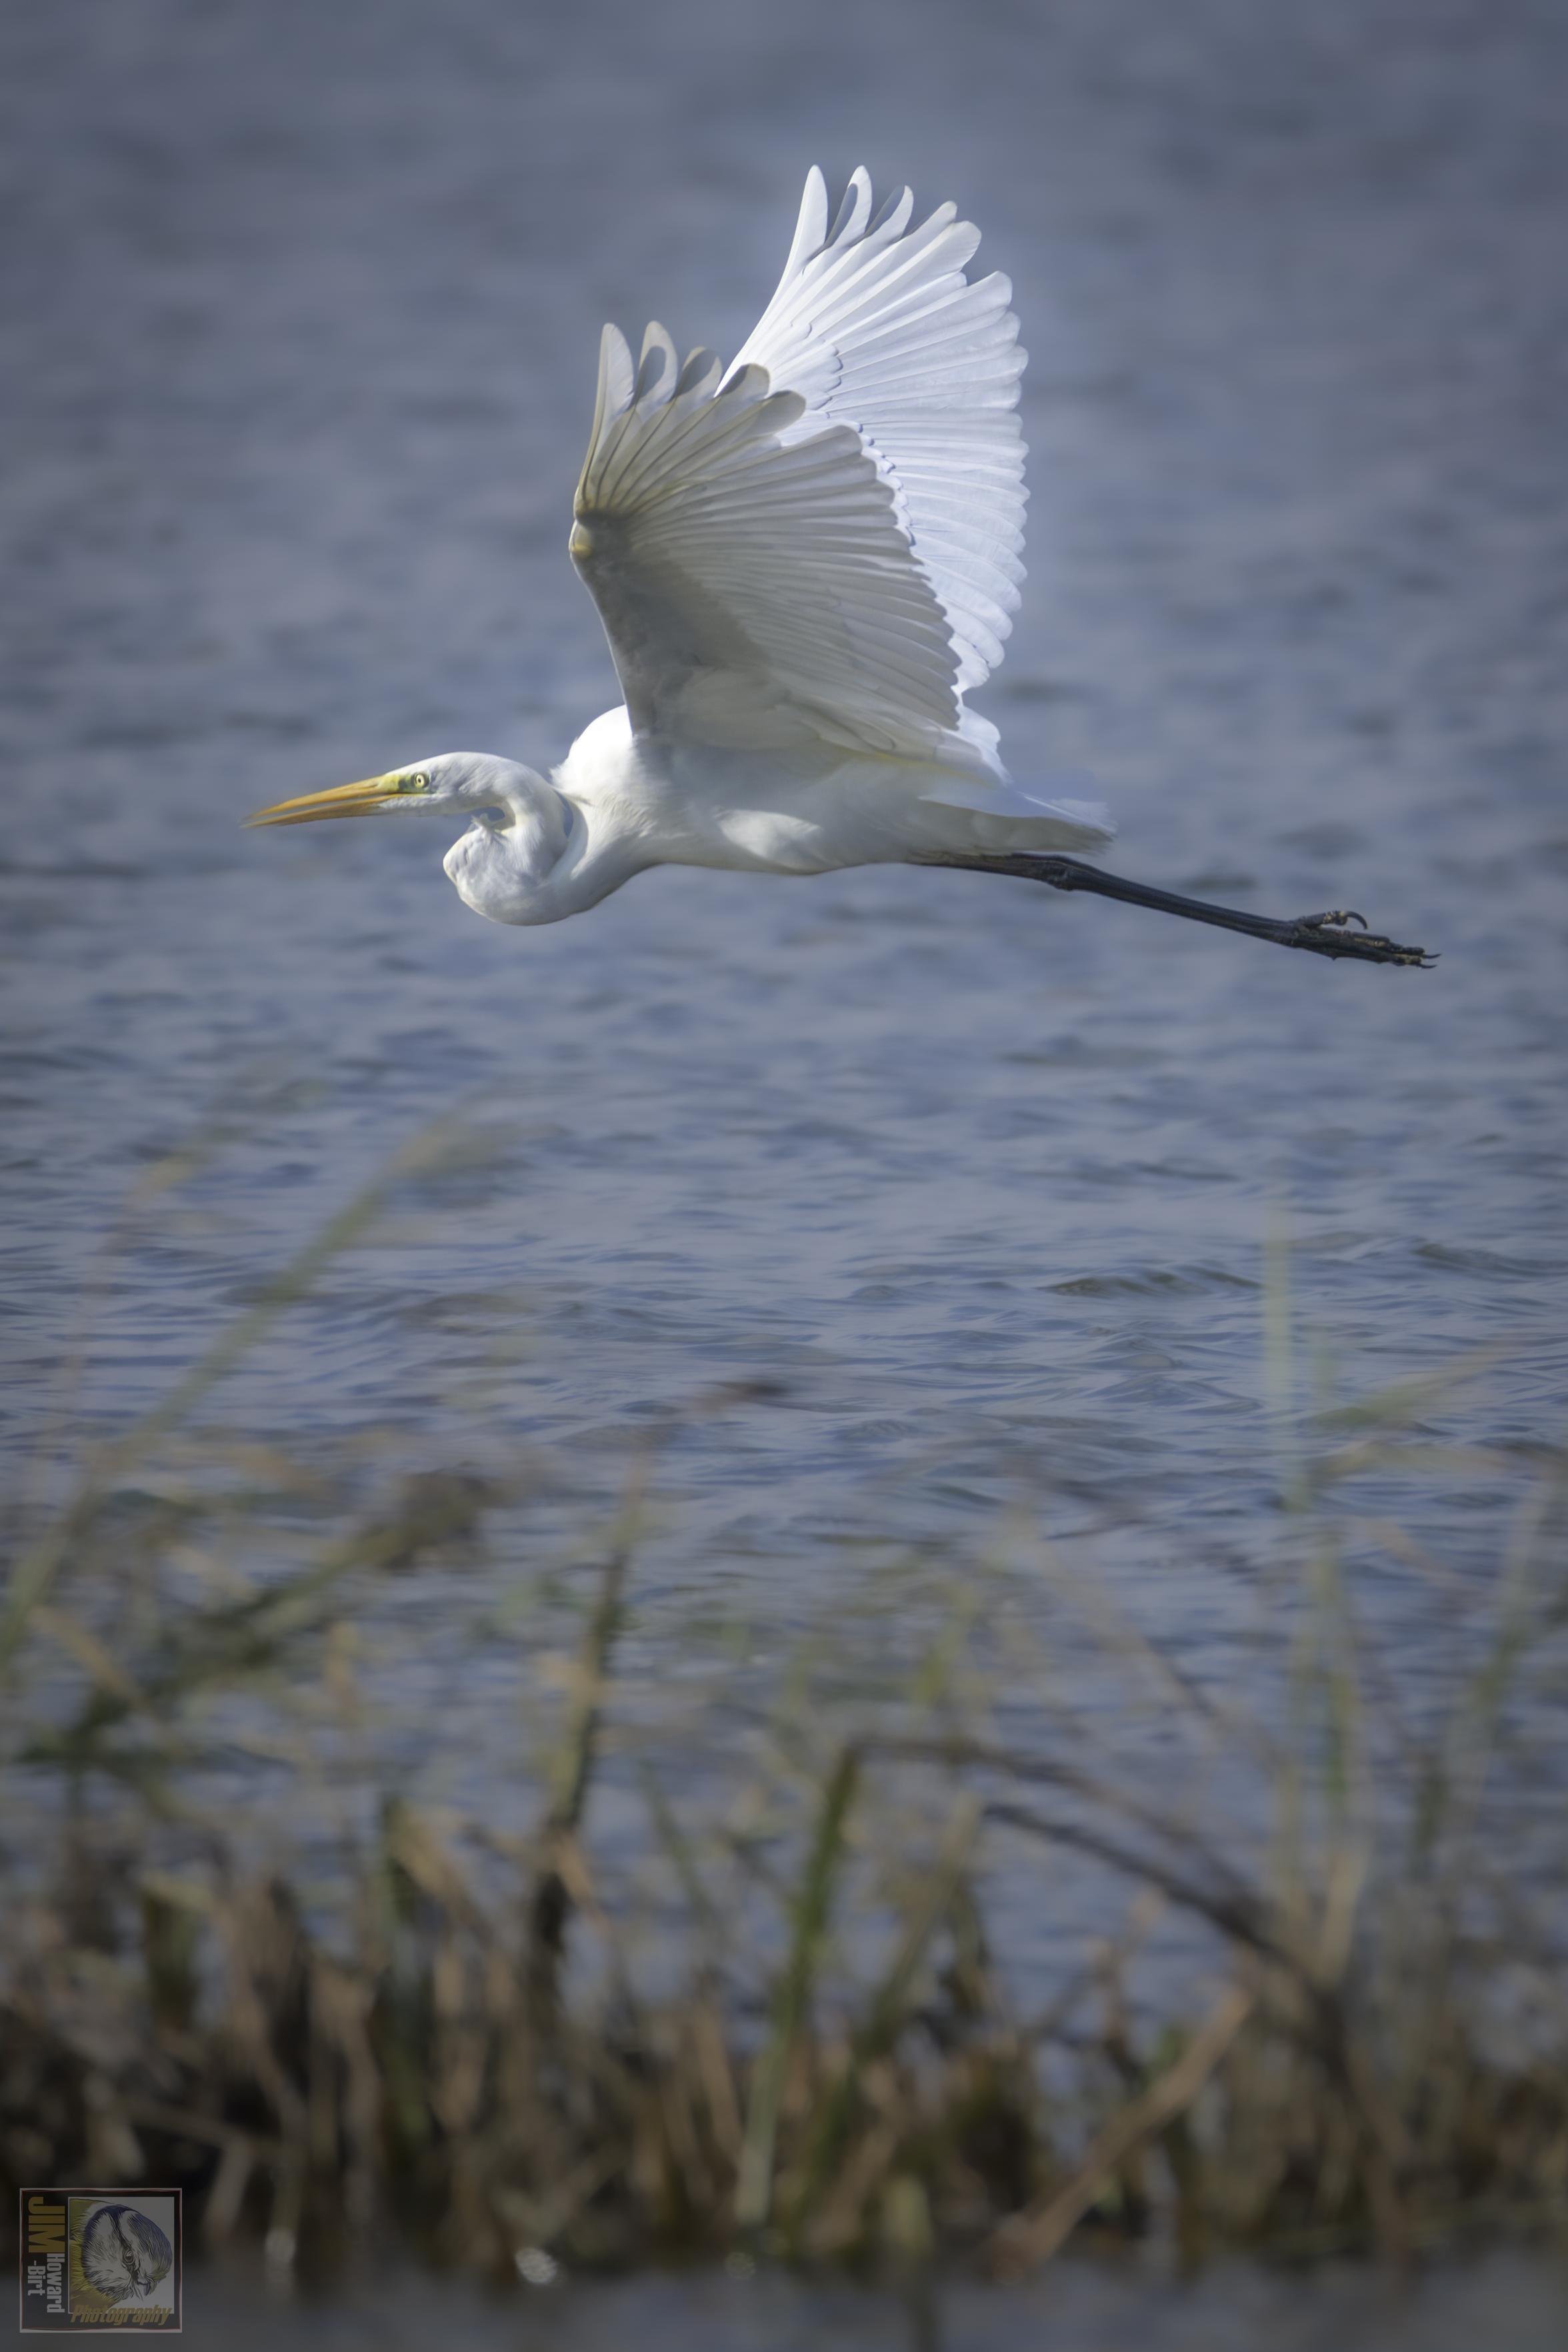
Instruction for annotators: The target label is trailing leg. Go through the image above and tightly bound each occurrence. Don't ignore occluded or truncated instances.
[911,852,1435,968]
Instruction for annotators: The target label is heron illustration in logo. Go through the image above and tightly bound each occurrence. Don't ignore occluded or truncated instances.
[78,2203,174,2304]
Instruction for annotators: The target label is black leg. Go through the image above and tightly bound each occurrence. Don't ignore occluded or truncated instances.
[911,853,1435,968]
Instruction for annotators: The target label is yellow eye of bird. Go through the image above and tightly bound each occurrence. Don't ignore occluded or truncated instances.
[407,771,430,791]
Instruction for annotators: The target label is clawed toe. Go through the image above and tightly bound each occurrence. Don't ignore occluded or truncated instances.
[1283,904,1435,966]
[1286,916,1436,967]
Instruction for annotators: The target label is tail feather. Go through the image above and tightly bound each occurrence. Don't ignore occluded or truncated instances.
[918,767,1115,854]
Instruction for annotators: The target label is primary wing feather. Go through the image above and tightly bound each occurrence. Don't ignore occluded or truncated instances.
[571,169,1025,760]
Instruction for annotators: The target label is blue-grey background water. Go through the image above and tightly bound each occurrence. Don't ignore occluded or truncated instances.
[3,0,1566,2339]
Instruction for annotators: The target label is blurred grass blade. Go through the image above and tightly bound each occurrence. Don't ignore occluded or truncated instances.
[736,1744,859,2235]
[991,1983,1254,2275]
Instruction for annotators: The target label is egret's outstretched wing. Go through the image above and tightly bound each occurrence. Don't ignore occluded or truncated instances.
[731,167,1027,698]
[571,326,961,758]
[571,169,1027,760]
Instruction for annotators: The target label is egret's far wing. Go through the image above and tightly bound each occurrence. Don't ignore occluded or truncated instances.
[571,324,960,757]
[731,168,1027,696]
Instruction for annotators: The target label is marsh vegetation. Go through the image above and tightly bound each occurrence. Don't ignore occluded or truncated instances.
[3,1152,1565,2293]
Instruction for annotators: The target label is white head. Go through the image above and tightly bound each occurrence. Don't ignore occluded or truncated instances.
[247,751,578,926]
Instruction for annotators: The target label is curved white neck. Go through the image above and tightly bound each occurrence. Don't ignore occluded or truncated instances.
[442,789,642,928]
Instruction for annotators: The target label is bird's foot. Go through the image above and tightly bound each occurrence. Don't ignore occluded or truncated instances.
[1286,909,1436,967]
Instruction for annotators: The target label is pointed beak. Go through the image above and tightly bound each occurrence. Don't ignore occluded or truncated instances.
[245,774,405,828]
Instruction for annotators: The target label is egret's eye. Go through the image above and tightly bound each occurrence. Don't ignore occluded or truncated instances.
[405,770,431,792]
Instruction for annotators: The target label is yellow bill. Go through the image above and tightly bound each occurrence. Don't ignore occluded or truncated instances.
[245,774,410,828]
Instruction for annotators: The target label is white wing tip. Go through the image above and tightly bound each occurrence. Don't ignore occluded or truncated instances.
[635,321,678,404]
[785,165,831,273]
[593,322,635,431]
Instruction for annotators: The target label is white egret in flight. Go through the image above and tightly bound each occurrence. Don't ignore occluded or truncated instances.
[249,169,1431,969]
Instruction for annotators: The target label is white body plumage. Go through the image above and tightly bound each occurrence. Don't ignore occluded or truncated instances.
[442,708,1110,928]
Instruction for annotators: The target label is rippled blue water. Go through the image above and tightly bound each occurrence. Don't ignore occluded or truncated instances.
[6,0,1564,1538]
